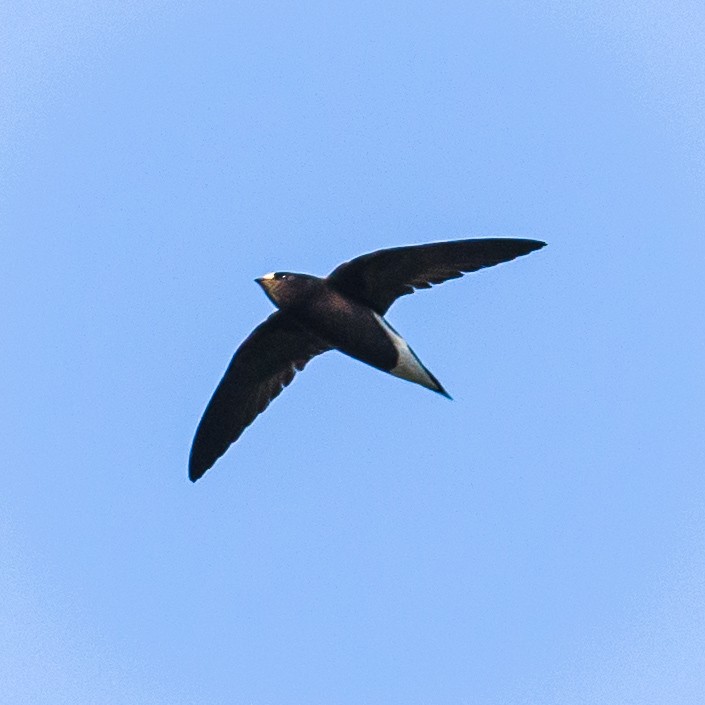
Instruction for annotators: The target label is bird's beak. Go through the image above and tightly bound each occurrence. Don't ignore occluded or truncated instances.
[255,276,279,307]
[255,273,276,289]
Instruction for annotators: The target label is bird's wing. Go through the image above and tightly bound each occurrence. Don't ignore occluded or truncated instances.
[189,311,330,481]
[327,238,546,314]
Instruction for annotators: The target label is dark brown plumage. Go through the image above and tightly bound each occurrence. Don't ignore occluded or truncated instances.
[328,238,542,314]
[188,312,330,481]
[189,238,545,481]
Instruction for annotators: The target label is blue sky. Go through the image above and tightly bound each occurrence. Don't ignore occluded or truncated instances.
[2,1,704,703]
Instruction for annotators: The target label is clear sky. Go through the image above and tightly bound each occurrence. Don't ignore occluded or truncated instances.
[2,2,704,703]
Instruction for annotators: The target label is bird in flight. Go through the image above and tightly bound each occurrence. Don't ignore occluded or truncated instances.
[189,238,545,481]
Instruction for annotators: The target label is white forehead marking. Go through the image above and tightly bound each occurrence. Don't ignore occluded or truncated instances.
[261,272,276,280]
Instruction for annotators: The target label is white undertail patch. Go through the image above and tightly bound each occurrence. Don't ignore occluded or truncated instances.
[373,313,440,392]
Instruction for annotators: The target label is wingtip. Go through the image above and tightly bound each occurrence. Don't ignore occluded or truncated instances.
[525,239,547,251]
[188,468,201,483]
[188,455,208,483]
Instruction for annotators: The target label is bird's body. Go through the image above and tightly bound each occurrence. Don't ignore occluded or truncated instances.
[189,238,546,481]
[261,274,446,395]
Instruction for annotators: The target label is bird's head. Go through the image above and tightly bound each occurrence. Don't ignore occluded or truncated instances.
[255,272,321,309]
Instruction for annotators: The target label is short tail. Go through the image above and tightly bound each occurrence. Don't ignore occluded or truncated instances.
[425,368,452,399]
[390,341,452,399]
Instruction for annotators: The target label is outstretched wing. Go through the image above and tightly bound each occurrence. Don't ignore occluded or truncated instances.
[327,238,546,314]
[189,311,330,481]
